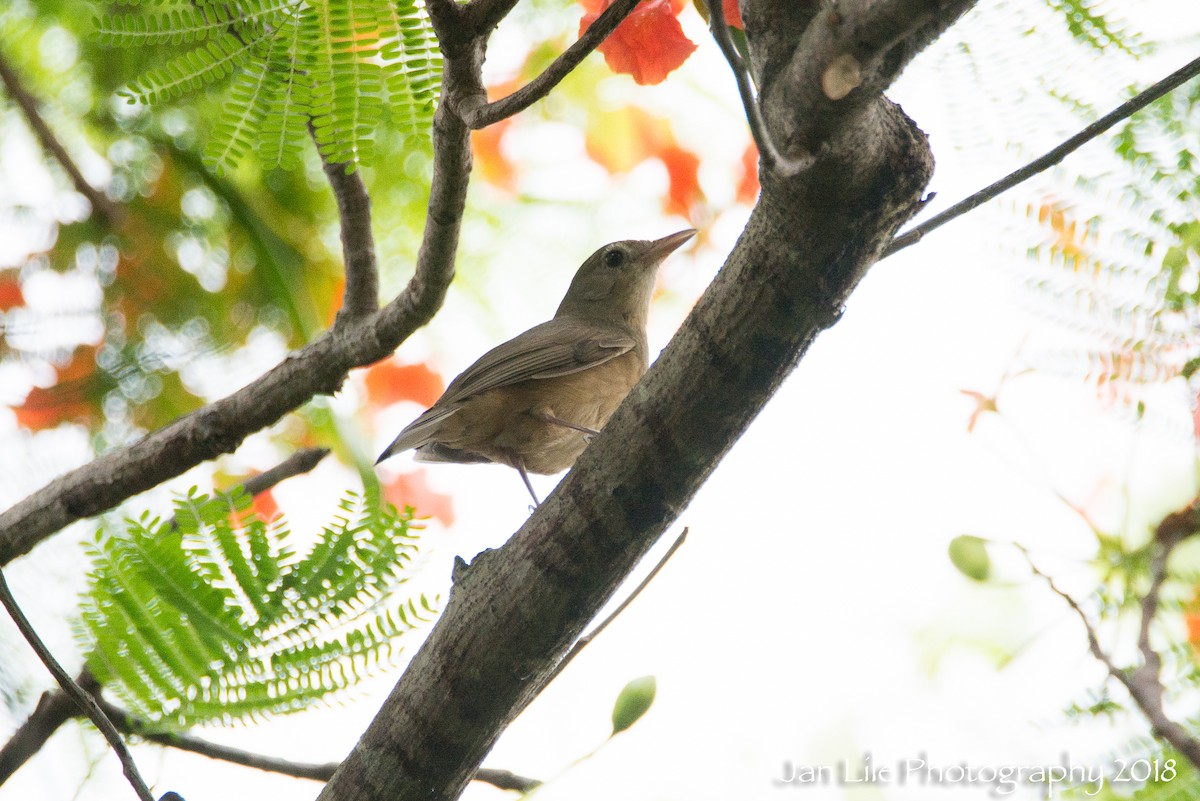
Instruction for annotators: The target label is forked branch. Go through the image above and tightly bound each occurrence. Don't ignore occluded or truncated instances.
[455,0,643,129]
[1020,512,1200,770]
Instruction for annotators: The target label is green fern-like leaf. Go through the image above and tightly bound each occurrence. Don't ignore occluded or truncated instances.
[1042,0,1144,55]
[305,0,384,169]
[203,43,277,175]
[95,0,442,170]
[76,487,436,729]
[259,10,313,171]
[123,30,270,105]
[375,0,442,139]
[93,2,293,47]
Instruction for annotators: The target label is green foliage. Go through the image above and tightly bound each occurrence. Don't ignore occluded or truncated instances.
[93,2,296,47]
[1006,81,1200,422]
[125,31,271,106]
[76,486,436,729]
[304,0,383,168]
[376,0,441,138]
[610,675,656,735]
[95,0,443,173]
[1042,0,1143,55]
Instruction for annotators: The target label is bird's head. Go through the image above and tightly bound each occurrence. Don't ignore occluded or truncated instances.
[555,229,696,327]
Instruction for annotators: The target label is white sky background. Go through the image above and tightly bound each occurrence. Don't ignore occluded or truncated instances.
[5,1,1200,800]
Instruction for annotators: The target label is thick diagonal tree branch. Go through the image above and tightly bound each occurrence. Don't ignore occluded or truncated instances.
[317,1,975,799]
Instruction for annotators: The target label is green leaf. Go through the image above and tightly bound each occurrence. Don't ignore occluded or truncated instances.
[259,10,312,171]
[93,2,293,47]
[305,0,384,168]
[1042,0,1143,55]
[374,0,441,139]
[203,43,277,175]
[123,31,269,105]
[77,488,435,729]
[611,675,656,735]
[948,535,991,582]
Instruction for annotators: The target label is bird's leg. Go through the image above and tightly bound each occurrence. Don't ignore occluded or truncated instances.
[535,410,601,442]
[513,456,541,507]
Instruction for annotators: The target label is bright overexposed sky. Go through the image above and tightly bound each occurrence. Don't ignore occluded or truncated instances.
[4,1,1200,800]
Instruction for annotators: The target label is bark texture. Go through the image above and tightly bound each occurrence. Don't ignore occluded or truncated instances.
[318,1,976,799]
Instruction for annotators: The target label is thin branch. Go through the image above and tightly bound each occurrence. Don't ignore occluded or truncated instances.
[542,529,687,689]
[99,700,541,793]
[102,702,338,782]
[697,0,807,177]
[1020,541,1200,769]
[239,447,330,497]
[0,570,155,801]
[883,53,1200,258]
[1018,547,1122,676]
[0,670,98,782]
[456,0,643,129]
[0,49,122,227]
[321,158,379,319]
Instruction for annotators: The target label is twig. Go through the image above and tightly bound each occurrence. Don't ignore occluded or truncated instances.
[239,447,330,497]
[456,0,643,129]
[474,768,542,793]
[697,0,807,177]
[0,670,98,782]
[321,159,379,319]
[1019,541,1200,768]
[0,49,122,226]
[101,701,338,782]
[1018,546,1123,675]
[0,570,156,801]
[883,53,1200,258]
[542,529,688,688]
[99,699,541,792]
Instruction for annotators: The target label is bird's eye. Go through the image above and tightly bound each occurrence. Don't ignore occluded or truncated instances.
[603,248,626,268]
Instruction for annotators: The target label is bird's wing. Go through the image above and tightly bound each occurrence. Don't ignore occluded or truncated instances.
[438,320,636,404]
[377,321,635,458]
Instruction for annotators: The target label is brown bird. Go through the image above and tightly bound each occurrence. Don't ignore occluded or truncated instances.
[376,229,696,504]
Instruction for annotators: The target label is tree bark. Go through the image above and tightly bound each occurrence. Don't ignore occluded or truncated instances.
[318,1,976,799]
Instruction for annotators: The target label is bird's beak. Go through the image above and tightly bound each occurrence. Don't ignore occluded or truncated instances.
[644,229,697,262]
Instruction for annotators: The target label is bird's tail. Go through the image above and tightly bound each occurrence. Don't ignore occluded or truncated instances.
[375,406,460,464]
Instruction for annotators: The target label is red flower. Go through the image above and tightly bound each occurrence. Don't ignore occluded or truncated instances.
[722,0,744,29]
[0,275,22,311]
[364,360,445,408]
[383,469,455,527]
[660,143,702,218]
[736,142,759,204]
[580,0,697,86]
